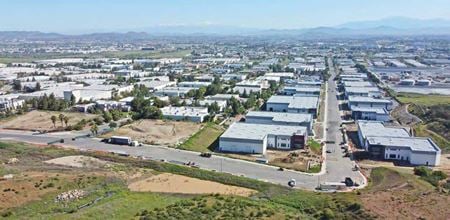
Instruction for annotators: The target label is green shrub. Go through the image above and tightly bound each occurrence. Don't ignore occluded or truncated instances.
[414,166,431,177]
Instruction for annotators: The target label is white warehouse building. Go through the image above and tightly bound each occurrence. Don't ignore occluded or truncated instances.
[357,121,441,166]
[266,95,319,118]
[245,111,313,134]
[219,122,307,154]
[161,106,208,123]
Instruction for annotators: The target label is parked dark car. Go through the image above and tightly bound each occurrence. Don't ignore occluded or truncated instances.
[344,177,354,187]
[200,152,212,158]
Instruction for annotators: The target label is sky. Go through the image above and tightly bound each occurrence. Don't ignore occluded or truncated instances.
[1,0,450,34]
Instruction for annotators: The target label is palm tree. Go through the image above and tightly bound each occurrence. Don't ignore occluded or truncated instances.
[63,116,69,127]
[50,115,57,128]
[90,124,98,135]
[58,114,65,126]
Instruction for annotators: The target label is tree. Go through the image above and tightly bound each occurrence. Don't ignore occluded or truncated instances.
[13,80,22,91]
[58,114,65,126]
[139,106,162,119]
[90,124,98,135]
[110,109,122,121]
[195,87,206,99]
[205,83,222,96]
[102,111,113,123]
[70,94,77,106]
[63,116,69,127]
[50,115,57,128]
[208,101,221,114]
[109,122,118,128]
[35,82,41,91]
[169,96,181,107]
[242,89,248,98]
[131,95,147,111]
[153,97,167,108]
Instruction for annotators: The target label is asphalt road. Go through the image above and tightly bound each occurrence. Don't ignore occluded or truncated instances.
[0,59,365,190]
[0,129,321,189]
[322,57,365,185]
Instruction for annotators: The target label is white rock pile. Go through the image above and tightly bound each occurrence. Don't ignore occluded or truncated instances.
[55,189,86,202]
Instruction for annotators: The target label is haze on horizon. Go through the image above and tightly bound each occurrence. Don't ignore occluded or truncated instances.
[1,0,450,34]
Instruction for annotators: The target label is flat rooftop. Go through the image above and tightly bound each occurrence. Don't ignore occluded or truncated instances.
[348,96,391,104]
[246,111,312,123]
[343,81,373,87]
[350,106,388,114]
[284,86,321,93]
[221,122,307,141]
[157,87,197,92]
[161,106,208,117]
[345,87,380,94]
[367,137,440,152]
[358,121,410,139]
[267,95,319,109]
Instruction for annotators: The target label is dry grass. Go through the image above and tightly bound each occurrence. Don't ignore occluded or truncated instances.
[0,110,97,131]
[360,167,450,220]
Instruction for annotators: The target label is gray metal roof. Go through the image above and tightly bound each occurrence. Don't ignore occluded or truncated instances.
[246,111,312,123]
[343,81,373,87]
[345,87,380,93]
[220,122,307,141]
[358,121,410,139]
[267,95,319,109]
[348,96,391,104]
[350,106,388,114]
[367,137,440,152]
[284,86,321,92]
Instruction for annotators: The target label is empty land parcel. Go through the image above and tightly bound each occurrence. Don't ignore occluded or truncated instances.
[102,119,201,146]
[396,92,450,152]
[0,110,98,132]
[0,141,375,219]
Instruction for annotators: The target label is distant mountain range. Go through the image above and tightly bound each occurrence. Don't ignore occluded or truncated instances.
[1,17,450,40]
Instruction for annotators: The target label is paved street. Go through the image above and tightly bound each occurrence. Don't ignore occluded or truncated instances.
[0,58,365,190]
[322,57,365,185]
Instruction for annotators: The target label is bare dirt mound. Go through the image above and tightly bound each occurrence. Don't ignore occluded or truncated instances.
[128,173,256,196]
[44,156,109,168]
[104,119,201,145]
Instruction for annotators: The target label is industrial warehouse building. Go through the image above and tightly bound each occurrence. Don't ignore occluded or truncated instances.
[350,106,390,122]
[245,111,313,134]
[266,95,319,117]
[357,121,441,166]
[348,96,393,110]
[344,87,381,98]
[160,106,208,122]
[282,86,321,96]
[219,123,308,154]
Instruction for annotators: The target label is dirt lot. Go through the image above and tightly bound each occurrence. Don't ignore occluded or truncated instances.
[128,173,256,196]
[438,154,450,174]
[359,167,450,220]
[225,149,321,172]
[0,172,77,210]
[0,110,97,131]
[103,119,201,146]
[45,155,109,169]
